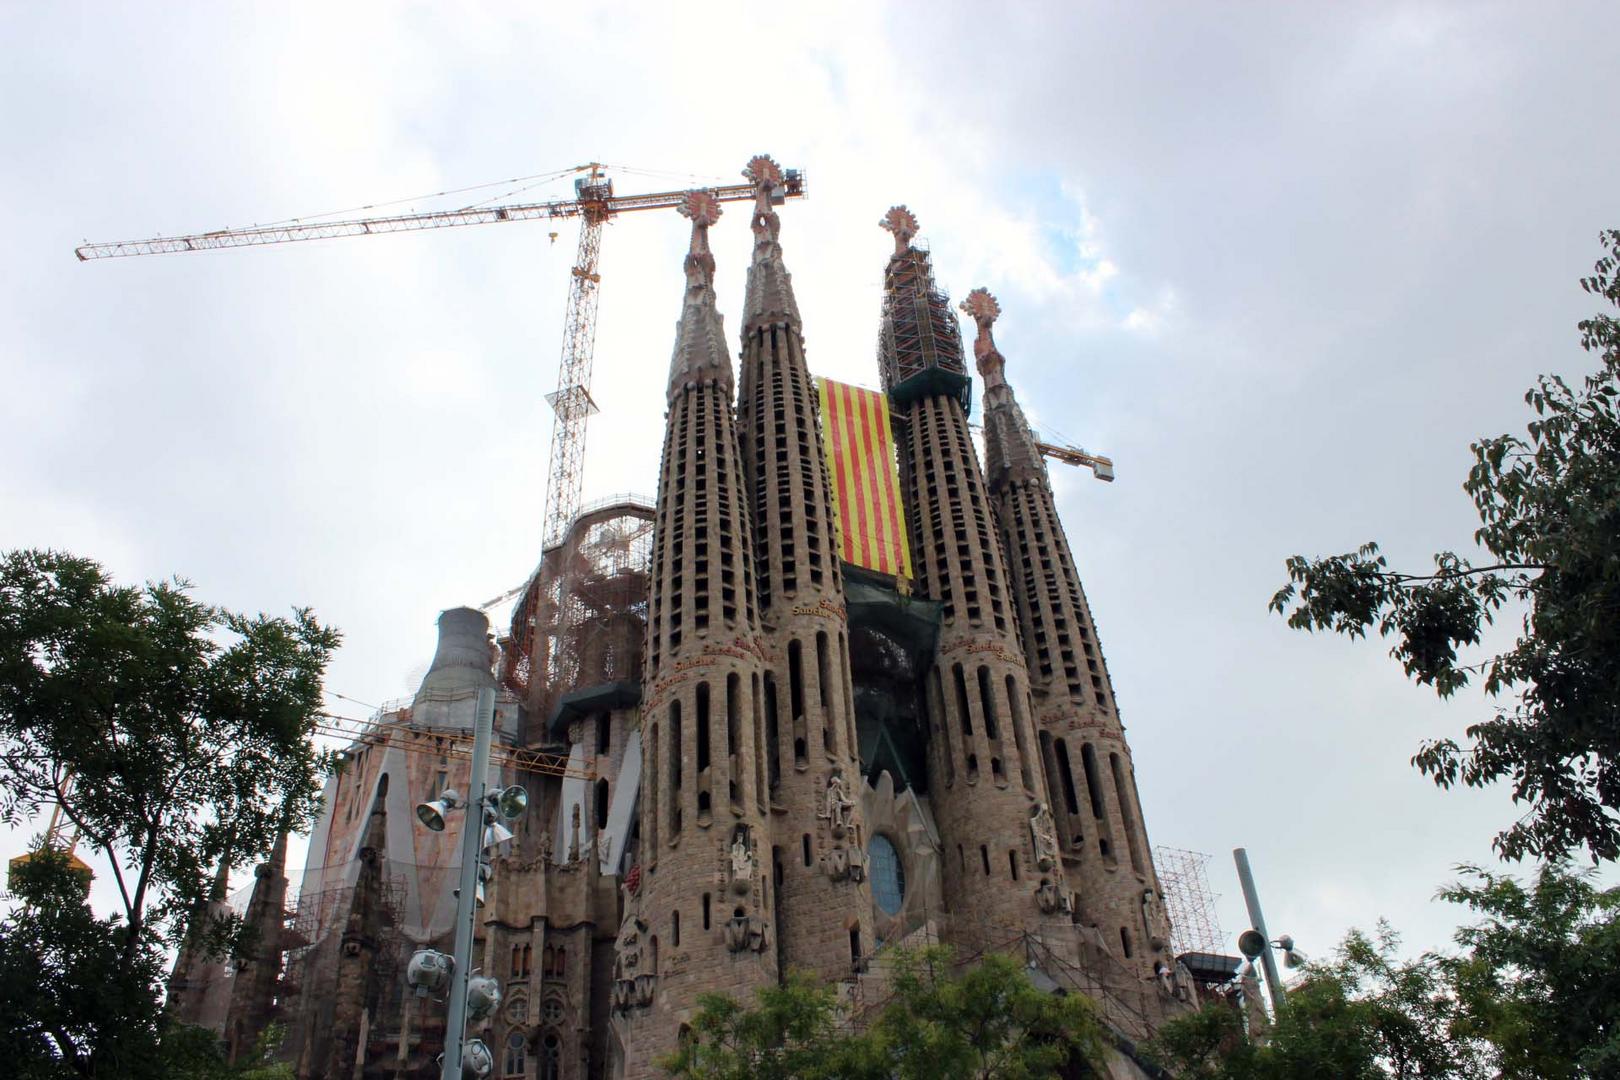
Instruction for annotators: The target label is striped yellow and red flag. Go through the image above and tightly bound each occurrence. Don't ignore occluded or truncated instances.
[817,378,912,579]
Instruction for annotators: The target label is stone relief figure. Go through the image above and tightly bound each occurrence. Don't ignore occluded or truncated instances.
[1028,803,1060,872]
[728,826,755,896]
[1035,877,1071,916]
[723,907,770,954]
[1141,888,1168,951]
[612,915,654,1012]
[569,804,582,864]
[820,768,855,839]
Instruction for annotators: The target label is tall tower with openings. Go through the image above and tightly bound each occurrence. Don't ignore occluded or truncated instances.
[875,208,1069,942]
[735,155,876,979]
[618,191,779,1074]
[965,287,1171,981]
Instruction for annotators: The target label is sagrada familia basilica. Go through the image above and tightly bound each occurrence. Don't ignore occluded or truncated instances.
[168,156,1223,1078]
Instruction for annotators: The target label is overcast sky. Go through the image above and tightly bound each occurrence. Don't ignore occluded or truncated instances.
[4,2,1617,966]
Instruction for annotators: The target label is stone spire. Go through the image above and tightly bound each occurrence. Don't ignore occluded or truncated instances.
[961,288,1044,488]
[968,291,1171,986]
[875,211,1067,945]
[224,826,290,1063]
[735,154,874,981]
[622,201,778,1078]
[741,154,801,331]
[666,190,732,397]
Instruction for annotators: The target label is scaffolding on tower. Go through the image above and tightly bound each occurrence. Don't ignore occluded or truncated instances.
[1155,846,1226,959]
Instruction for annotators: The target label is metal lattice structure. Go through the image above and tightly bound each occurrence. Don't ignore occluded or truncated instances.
[75,162,805,560]
[1155,846,1225,958]
[503,495,655,725]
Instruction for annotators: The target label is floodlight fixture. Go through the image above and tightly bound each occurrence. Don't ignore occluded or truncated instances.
[407,949,455,997]
[494,785,529,821]
[460,1038,494,1079]
[466,974,502,1022]
[482,819,515,852]
[416,788,464,833]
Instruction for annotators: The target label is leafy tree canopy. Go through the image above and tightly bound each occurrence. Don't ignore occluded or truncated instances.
[0,549,339,962]
[1143,863,1620,1079]
[660,947,1109,1080]
[1270,231,1620,862]
[0,549,337,1077]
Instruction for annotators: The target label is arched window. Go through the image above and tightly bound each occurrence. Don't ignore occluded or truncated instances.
[511,945,522,978]
[540,1033,561,1080]
[521,944,532,977]
[504,1032,526,1077]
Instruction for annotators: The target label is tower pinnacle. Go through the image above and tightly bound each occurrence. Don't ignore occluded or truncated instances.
[741,154,800,330]
[960,287,1007,390]
[667,191,731,396]
[879,205,920,254]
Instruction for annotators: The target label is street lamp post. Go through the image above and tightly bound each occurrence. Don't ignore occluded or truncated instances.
[441,686,496,1080]
[1233,847,1307,1016]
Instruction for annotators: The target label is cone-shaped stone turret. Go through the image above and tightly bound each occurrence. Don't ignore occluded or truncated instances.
[620,195,778,1077]
[875,213,1067,947]
[967,288,1170,982]
[666,191,733,397]
[415,607,497,699]
[225,826,290,1063]
[736,155,875,980]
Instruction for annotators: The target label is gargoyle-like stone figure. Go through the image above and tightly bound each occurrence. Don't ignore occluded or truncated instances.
[1028,802,1060,872]
[1141,888,1168,951]
[1035,877,1071,916]
[612,915,654,1013]
[728,826,755,896]
[723,908,770,954]
[822,844,867,884]
[820,768,855,839]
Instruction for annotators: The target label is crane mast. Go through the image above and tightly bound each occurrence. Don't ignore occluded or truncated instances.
[545,167,610,550]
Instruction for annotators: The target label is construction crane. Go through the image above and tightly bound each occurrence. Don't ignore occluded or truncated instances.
[1035,440,1115,482]
[75,161,808,550]
[969,421,1117,482]
[6,773,92,888]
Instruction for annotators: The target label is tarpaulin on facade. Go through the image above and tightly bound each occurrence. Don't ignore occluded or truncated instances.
[817,378,912,580]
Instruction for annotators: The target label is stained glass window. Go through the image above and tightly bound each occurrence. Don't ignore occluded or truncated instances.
[869,834,905,915]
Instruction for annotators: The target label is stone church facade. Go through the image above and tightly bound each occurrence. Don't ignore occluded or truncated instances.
[171,157,1196,1079]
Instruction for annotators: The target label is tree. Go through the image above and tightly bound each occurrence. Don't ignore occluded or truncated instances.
[0,548,338,963]
[1269,230,1620,862]
[1143,863,1620,1079]
[0,846,166,1079]
[0,549,338,1075]
[1442,863,1620,1078]
[660,947,1110,1080]
[1145,925,1480,1080]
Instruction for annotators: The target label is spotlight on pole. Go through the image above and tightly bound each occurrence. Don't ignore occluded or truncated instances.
[460,1038,494,1079]
[407,949,455,997]
[494,785,529,820]
[466,975,502,1022]
[482,819,515,852]
[416,788,464,833]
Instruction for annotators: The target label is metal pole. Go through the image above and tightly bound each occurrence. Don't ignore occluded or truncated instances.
[1233,847,1286,1013]
[441,687,496,1080]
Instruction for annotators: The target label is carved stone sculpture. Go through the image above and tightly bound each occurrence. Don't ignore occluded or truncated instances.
[820,769,855,839]
[1028,802,1059,872]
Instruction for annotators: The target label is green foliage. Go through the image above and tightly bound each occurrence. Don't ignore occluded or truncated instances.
[660,946,1109,1079]
[1442,863,1620,1078]
[1145,863,1620,1078]
[0,549,337,1077]
[0,846,167,1078]
[1146,925,1479,1080]
[0,549,339,959]
[1270,231,1620,862]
